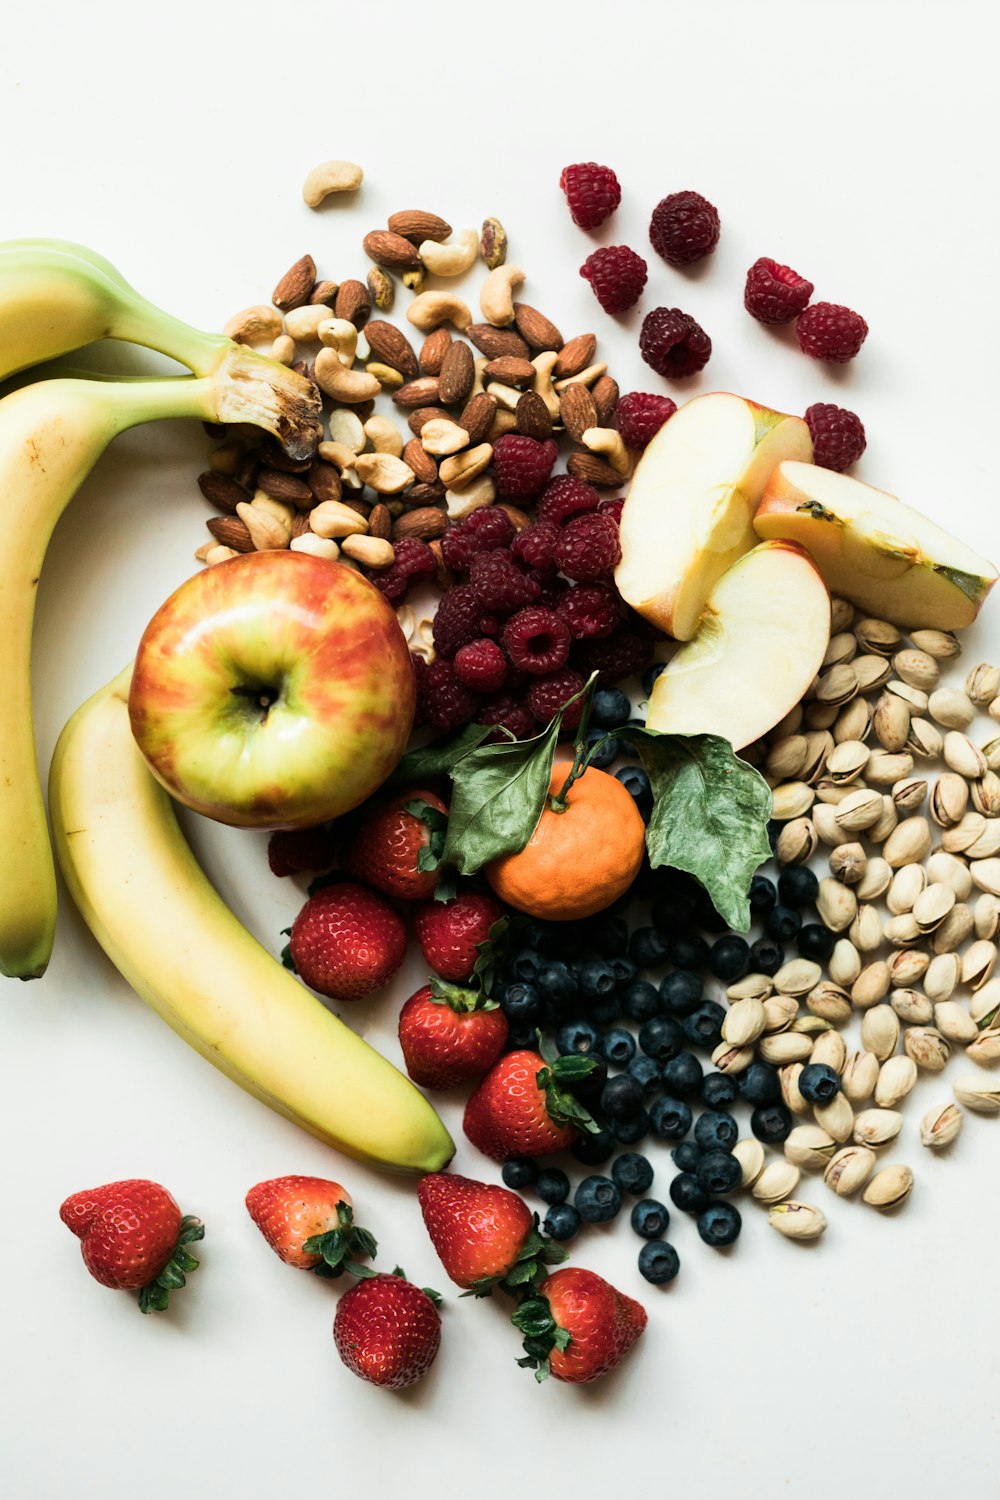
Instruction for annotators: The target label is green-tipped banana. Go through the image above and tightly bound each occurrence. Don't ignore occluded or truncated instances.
[50,667,455,1174]
[0,239,320,458]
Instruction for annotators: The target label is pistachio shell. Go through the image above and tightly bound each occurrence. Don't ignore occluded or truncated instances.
[925,851,973,899]
[910,629,960,660]
[893,648,939,693]
[920,1102,963,1149]
[944,731,988,780]
[934,1001,979,1045]
[903,1026,950,1072]
[927,687,975,730]
[752,1160,801,1204]
[810,1030,847,1075]
[813,1092,854,1142]
[874,1054,918,1106]
[953,1074,1000,1113]
[722,997,766,1047]
[841,1050,880,1104]
[861,1005,900,1062]
[809,974,854,1023]
[829,843,867,886]
[912,881,957,932]
[862,1163,914,1210]
[823,1145,876,1197]
[784,1125,837,1168]
[853,1107,903,1147]
[891,988,934,1025]
[758,1032,813,1066]
[779,1062,809,1115]
[883,816,932,869]
[815,878,858,933]
[768,1202,827,1240]
[887,949,930,987]
[930,903,974,955]
[732,1137,766,1187]
[966,663,1000,706]
[887,863,927,915]
[856,858,892,902]
[773,958,823,997]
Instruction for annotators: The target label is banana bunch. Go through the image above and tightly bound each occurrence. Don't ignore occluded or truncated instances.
[0,240,321,978]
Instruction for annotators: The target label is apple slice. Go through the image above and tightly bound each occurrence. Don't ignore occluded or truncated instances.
[615,392,813,640]
[646,540,830,749]
[755,462,998,630]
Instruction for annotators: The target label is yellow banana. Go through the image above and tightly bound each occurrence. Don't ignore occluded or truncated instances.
[49,666,454,1174]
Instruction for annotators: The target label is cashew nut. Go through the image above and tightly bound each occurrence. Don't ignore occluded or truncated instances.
[310,500,369,539]
[480,264,525,327]
[485,381,523,412]
[194,541,215,564]
[341,534,395,568]
[223,305,283,345]
[406,291,473,332]
[554,361,608,393]
[285,304,332,342]
[353,453,416,494]
[581,426,634,478]
[316,439,363,489]
[439,443,493,489]
[470,356,488,399]
[318,316,358,365]
[269,333,296,366]
[325,411,366,455]
[236,500,290,550]
[420,419,470,456]
[355,329,371,361]
[250,492,297,531]
[290,533,340,561]
[487,410,519,442]
[531,351,561,420]
[364,415,404,458]
[314,349,381,403]
[446,474,497,520]
[418,229,479,278]
[302,159,364,208]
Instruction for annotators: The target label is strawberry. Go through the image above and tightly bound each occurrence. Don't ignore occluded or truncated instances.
[513,1267,647,1384]
[245,1176,376,1276]
[287,880,407,1001]
[418,1172,565,1293]
[413,889,507,983]
[267,825,336,878]
[463,1037,599,1161]
[398,981,508,1090]
[333,1269,442,1389]
[59,1179,204,1314]
[344,790,449,901]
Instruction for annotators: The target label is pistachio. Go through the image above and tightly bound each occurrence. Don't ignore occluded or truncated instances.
[971,858,1000,896]
[893,648,939,692]
[873,693,911,752]
[962,938,998,989]
[849,963,890,1013]
[861,1005,900,1062]
[811,1029,847,1075]
[888,948,930,987]
[830,843,867,886]
[883,816,932,868]
[732,1137,766,1188]
[807,980,854,1025]
[891,987,934,1024]
[927,687,975,730]
[824,1144,876,1197]
[854,617,902,655]
[768,1202,827,1240]
[924,951,961,1003]
[841,1049,880,1104]
[758,1032,814,1066]
[990,697,1000,724]
[813,1092,854,1142]
[779,1061,809,1114]
[953,1074,1000,1113]
[946,811,991,853]
[835,697,874,743]
[867,750,915,786]
[726,974,773,1001]
[966,821,1000,859]
[907,718,944,760]
[823,631,859,669]
[812,803,850,848]
[888,679,929,715]
[910,628,961,660]
[771,781,815,821]
[775,817,818,866]
[868,796,899,844]
[863,1164,914,1210]
[752,1160,801,1204]
[827,739,871,784]
[912,881,957,932]
[930,773,970,829]
[830,597,856,633]
[816,777,861,806]
[944,731,988,780]
[920,1101,963,1149]
[800,730,834,782]
[773,958,823,997]
[711,1041,756,1075]
[883,912,921,947]
[784,1125,837,1168]
[969,976,1000,1027]
[892,775,929,813]
[763,995,799,1033]
[722,997,767,1048]
[966,663,1000,706]
[853,1107,903,1147]
[835,787,884,834]
[966,1028,1000,1066]
[925,850,973,899]
[815,662,859,706]
[773,704,805,738]
[974,894,1000,941]
[930,903,974,955]
[874,1054,918,1106]
[766,734,810,780]
[856,857,892,902]
[849,905,885,955]
[815,877,857,933]
[887,863,927,915]
[971,771,1000,818]
[934,1001,979,1045]
[904,1026,950,1071]
[984,736,1000,772]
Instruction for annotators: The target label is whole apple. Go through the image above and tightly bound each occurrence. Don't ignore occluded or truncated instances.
[128,551,416,828]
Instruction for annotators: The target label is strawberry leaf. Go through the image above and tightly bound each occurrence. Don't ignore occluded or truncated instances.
[403,798,449,875]
[302,1202,377,1278]
[511,1292,570,1381]
[137,1215,204,1315]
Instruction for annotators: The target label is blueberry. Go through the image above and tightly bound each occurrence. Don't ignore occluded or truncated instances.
[670,1141,702,1173]
[659,969,703,1016]
[501,1158,538,1189]
[694,1110,738,1152]
[571,1127,615,1166]
[600,1074,643,1120]
[696,1149,742,1196]
[579,958,617,1000]
[509,948,543,983]
[544,1203,582,1241]
[638,1240,680,1285]
[681,1001,727,1049]
[556,1019,600,1056]
[661,1051,704,1096]
[536,960,578,1008]
[599,1026,637,1067]
[766,905,801,942]
[611,1152,654,1196]
[630,927,671,969]
[668,934,709,973]
[631,1198,670,1239]
[521,920,559,957]
[651,892,697,937]
[588,992,622,1026]
[669,1173,708,1215]
[798,1062,841,1104]
[611,955,637,988]
[750,1102,793,1144]
[536,1168,570,1205]
[750,937,785,976]
[649,1096,692,1141]
[797,923,836,961]
[737,1061,781,1106]
[575,1175,621,1223]
[641,662,667,697]
[609,1109,650,1145]
[749,874,777,915]
[500,981,541,1024]
[694,889,729,934]
[708,935,751,983]
[697,1202,741,1247]
[616,765,653,819]
[506,1022,539,1050]
[626,1054,661,1093]
[701,1072,739,1110]
[592,687,631,728]
[591,915,630,958]
[622,980,660,1023]
[639,1015,684,1061]
[778,866,819,909]
[584,727,620,769]
[571,1055,608,1104]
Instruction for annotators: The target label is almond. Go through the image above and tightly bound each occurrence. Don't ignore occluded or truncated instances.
[198,471,248,515]
[310,279,339,307]
[207,514,254,552]
[272,254,316,312]
[591,374,620,426]
[387,210,452,244]
[407,406,452,435]
[257,437,312,474]
[406,481,447,507]
[308,459,343,506]
[516,390,553,441]
[334,279,371,327]
[363,230,422,272]
[419,328,452,375]
[367,502,393,540]
[497,504,533,532]
[256,468,313,506]
[513,303,563,352]
[466,323,531,360]
[428,537,452,590]
[364,320,420,379]
[403,438,439,486]
[560,382,599,442]
[291,510,313,539]
[392,506,448,541]
[393,376,441,409]
[482,356,536,388]
[459,392,497,445]
[567,451,622,488]
[553,333,597,380]
[438,341,476,405]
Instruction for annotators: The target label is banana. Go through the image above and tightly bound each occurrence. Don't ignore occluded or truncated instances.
[0,239,320,458]
[50,666,454,1174]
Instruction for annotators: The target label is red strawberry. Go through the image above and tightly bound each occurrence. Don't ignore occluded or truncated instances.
[59,1179,204,1314]
[463,1041,598,1161]
[413,889,506,983]
[513,1267,647,1384]
[418,1172,565,1292]
[344,790,449,901]
[333,1269,442,1389]
[288,881,407,1001]
[245,1176,376,1276]
[398,982,509,1090]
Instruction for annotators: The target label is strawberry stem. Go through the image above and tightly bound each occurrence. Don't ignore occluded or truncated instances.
[137,1215,204,1314]
[302,1201,378,1280]
[512,1291,572,1382]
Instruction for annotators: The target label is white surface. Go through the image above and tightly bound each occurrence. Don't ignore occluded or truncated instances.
[2,3,999,1496]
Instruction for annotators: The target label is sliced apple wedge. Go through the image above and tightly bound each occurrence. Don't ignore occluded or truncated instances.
[646,540,830,750]
[615,392,813,641]
[755,462,998,630]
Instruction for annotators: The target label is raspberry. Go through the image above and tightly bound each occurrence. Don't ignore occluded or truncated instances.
[805,403,867,472]
[598,497,625,526]
[557,583,622,640]
[441,506,515,572]
[477,693,538,743]
[649,190,720,267]
[420,659,480,732]
[411,652,429,728]
[555,512,622,582]
[744,257,814,325]
[432,584,483,658]
[796,302,868,363]
[537,475,601,528]
[527,669,587,731]
[615,392,677,451]
[576,626,654,684]
[503,606,572,675]
[559,162,621,230]
[533,575,570,612]
[492,434,558,500]
[369,536,437,602]
[639,307,712,379]
[512,520,560,574]
[267,826,336,878]
[469,550,541,616]
[580,246,648,314]
[453,638,509,693]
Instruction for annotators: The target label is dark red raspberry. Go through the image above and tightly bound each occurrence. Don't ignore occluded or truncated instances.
[533,575,570,612]
[432,584,483,658]
[580,246,648,314]
[502,606,572,675]
[615,391,677,450]
[527,669,588,731]
[576,626,654,684]
[419,659,479,732]
[512,520,560,573]
[805,403,867,472]
[476,694,538,743]
[598,497,625,526]
[796,302,868,363]
[453,638,509,693]
[744,257,814,325]
[267,826,336,878]
[555,512,622,582]
[368,536,437,602]
[469,550,541,615]
[537,475,601,528]
[649,191,720,267]
[491,434,558,500]
[559,162,621,230]
[410,651,429,726]
[440,506,515,572]
[557,583,622,640]
[639,307,712,379]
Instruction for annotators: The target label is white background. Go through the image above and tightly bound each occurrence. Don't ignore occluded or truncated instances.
[2,3,999,1496]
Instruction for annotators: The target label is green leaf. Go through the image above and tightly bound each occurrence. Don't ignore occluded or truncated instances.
[441,718,562,876]
[433,865,459,904]
[385,723,494,791]
[303,1202,377,1277]
[403,798,449,876]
